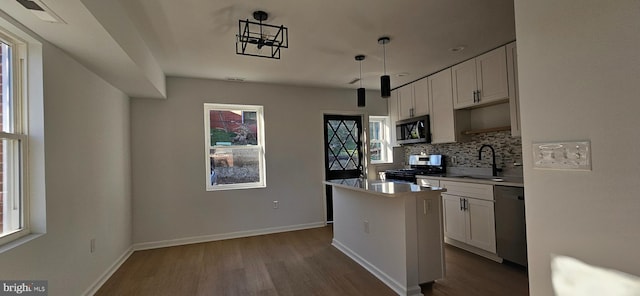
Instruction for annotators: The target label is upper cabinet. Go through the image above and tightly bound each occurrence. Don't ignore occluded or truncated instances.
[428,68,469,144]
[506,42,521,137]
[452,47,509,109]
[397,80,429,120]
[413,78,430,117]
[388,89,400,147]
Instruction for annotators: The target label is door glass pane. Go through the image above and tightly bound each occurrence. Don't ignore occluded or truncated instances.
[326,119,359,171]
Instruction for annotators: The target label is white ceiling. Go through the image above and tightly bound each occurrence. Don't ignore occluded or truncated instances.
[2,0,516,95]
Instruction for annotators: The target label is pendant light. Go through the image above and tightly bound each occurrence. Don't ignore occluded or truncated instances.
[355,55,366,107]
[378,37,391,98]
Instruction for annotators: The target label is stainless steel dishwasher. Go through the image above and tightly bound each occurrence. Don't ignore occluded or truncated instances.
[495,185,528,267]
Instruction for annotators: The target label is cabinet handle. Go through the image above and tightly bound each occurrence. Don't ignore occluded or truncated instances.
[472,91,476,103]
[459,198,464,211]
[463,198,468,211]
[476,90,481,102]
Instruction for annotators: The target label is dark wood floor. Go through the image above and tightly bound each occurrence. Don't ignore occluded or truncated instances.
[96,226,528,296]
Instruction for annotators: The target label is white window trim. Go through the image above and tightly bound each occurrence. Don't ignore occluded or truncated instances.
[369,116,392,164]
[0,28,30,247]
[203,103,266,191]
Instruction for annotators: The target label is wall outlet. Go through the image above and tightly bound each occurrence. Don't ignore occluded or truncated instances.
[363,220,370,234]
[273,200,279,209]
[90,238,96,253]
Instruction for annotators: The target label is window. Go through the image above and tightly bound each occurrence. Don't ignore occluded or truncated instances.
[0,29,28,246]
[369,116,392,164]
[204,103,265,191]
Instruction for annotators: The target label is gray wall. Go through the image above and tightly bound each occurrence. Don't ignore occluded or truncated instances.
[131,77,387,245]
[0,14,132,296]
[515,0,640,295]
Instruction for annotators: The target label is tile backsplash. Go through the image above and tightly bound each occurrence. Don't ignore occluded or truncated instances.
[403,131,523,173]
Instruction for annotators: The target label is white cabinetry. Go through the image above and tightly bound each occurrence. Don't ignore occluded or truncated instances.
[506,42,521,137]
[388,89,399,147]
[416,193,445,283]
[452,46,509,109]
[428,69,469,144]
[413,78,430,117]
[397,81,429,120]
[416,177,440,188]
[440,181,496,253]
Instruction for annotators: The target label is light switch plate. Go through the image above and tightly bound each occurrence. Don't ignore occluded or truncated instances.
[532,141,591,170]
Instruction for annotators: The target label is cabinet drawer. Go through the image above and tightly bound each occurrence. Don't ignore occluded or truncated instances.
[417,177,440,188]
[440,181,494,201]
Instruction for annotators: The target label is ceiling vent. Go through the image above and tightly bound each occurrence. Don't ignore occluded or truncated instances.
[16,0,65,23]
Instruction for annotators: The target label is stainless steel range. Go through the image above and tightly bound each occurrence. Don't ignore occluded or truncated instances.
[385,154,446,182]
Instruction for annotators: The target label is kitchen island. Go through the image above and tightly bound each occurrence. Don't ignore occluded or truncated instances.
[324,179,446,296]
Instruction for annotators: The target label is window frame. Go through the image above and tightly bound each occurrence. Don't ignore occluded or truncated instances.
[0,29,30,246]
[368,116,392,164]
[203,103,266,191]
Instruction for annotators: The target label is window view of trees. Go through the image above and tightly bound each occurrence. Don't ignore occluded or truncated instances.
[206,107,264,188]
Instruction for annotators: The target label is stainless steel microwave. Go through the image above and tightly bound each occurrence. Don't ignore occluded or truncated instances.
[396,115,431,145]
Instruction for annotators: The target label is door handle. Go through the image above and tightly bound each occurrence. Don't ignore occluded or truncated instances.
[423,199,427,215]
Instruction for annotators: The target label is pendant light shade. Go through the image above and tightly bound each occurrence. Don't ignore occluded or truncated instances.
[378,37,391,98]
[380,75,390,98]
[357,87,366,107]
[355,55,366,107]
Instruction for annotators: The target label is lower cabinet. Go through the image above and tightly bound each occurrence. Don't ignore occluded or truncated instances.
[441,181,497,253]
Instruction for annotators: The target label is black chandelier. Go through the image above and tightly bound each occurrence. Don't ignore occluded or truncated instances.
[236,11,289,59]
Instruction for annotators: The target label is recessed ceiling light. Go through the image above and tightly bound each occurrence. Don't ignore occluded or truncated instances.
[396,72,410,77]
[449,46,466,53]
[226,77,245,82]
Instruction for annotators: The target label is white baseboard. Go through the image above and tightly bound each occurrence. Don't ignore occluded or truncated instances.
[83,246,133,296]
[444,237,503,263]
[133,222,326,251]
[332,239,422,296]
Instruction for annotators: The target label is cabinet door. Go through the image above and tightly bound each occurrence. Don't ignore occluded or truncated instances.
[465,198,497,253]
[398,84,415,119]
[476,46,509,104]
[452,59,478,109]
[388,89,400,147]
[413,78,430,117]
[429,68,456,144]
[442,193,466,243]
[506,42,521,137]
[417,195,445,282]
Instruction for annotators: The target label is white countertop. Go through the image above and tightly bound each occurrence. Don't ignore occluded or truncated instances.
[324,178,446,198]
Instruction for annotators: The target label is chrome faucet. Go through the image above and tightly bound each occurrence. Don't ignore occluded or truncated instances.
[478,144,499,176]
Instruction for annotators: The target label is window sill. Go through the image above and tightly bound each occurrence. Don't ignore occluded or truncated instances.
[0,233,45,254]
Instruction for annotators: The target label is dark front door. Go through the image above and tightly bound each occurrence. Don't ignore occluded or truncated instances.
[323,114,363,222]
